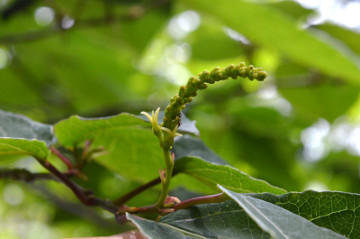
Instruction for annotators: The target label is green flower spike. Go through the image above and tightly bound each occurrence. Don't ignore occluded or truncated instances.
[141,107,162,139]
[162,62,267,131]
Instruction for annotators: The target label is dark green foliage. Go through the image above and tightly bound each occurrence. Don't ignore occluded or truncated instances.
[1,0,360,238]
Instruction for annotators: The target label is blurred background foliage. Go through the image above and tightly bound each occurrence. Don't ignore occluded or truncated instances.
[0,0,360,238]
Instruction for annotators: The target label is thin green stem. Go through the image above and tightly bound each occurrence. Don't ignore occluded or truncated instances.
[156,148,173,208]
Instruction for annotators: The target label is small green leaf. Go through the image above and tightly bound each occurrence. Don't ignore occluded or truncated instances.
[0,110,53,161]
[220,186,347,239]
[0,138,49,161]
[174,156,286,194]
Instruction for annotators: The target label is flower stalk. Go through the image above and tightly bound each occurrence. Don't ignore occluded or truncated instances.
[141,62,267,210]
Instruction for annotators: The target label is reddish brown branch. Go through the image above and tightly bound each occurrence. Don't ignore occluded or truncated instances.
[113,171,179,206]
[173,193,229,211]
[38,160,117,213]
[40,160,90,205]
[0,168,54,182]
[113,177,162,206]
[50,146,74,169]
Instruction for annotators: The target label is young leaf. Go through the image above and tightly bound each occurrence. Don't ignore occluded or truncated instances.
[55,113,149,148]
[0,110,53,161]
[219,186,347,239]
[174,156,286,195]
[55,113,163,182]
[127,201,271,238]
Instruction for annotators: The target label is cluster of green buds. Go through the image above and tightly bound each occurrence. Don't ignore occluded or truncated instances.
[162,62,267,131]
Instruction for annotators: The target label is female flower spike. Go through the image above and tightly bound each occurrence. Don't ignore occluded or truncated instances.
[141,107,162,139]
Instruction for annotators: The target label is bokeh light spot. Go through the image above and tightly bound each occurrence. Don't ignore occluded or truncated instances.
[3,184,24,205]
[34,7,55,26]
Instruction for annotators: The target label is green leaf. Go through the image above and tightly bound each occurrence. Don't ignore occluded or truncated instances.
[130,190,360,239]
[0,110,53,161]
[174,156,286,194]
[220,186,347,239]
[173,135,227,165]
[0,138,49,161]
[55,113,149,148]
[266,0,314,19]
[253,190,360,238]
[55,113,163,182]
[188,22,246,61]
[314,23,360,56]
[181,0,360,85]
[127,213,201,239]
[278,81,359,122]
[0,110,54,144]
[128,201,270,238]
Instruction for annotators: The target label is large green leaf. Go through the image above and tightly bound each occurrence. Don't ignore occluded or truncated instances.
[0,110,53,161]
[278,81,359,122]
[181,0,360,85]
[188,22,246,61]
[253,190,360,238]
[127,201,270,239]
[314,23,360,56]
[266,0,314,19]
[129,189,360,238]
[174,156,286,194]
[55,113,163,182]
[220,186,346,239]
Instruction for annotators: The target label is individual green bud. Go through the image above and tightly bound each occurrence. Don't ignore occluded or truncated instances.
[198,83,208,90]
[199,71,210,82]
[178,86,186,97]
[256,71,267,81]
